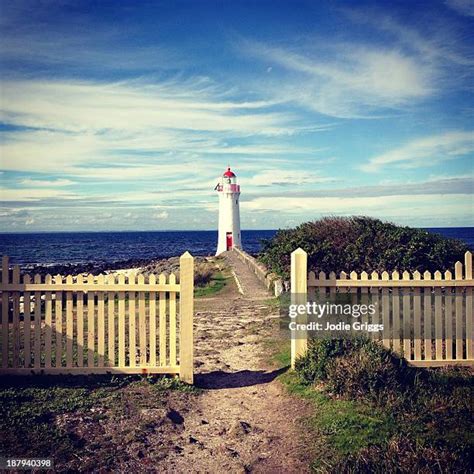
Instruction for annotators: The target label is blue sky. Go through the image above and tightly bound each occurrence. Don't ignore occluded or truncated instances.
[0,0,473,231]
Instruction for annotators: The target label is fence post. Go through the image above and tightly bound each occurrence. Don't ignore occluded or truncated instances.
[291,248,307,369]
[179,251,194,384]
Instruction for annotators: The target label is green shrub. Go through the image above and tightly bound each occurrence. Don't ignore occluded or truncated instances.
[293,337,474,472]
[296,338,412,401]
[259,216,469,278]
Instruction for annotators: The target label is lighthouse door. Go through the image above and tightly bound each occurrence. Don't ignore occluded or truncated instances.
[226,232,233,250]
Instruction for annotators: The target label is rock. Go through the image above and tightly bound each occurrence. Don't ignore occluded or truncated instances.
[230,420,252,436]
[166,409,184,425]
[140,408,167,419]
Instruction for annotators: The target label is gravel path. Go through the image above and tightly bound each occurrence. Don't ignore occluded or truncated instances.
[165,251,311,473]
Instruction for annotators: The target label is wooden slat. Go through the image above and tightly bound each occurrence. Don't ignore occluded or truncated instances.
[434,271,443,360]
[455,262,463,359]
[349,272,358,317]
[329,271,336,304]
[381,271,389,348]
[423,271,432,361]
[339,271,349,334]
[370,272,379,340]
[23,275,31,368]
[118,275,125,367]
[413,271,422,360]
[466,252,473,360]
[97,275,105,367]
[2,256,9,368]
[318,272,328,328]
[349,274,357,337]
[169,273,177,367]
[43,275,52,368]
[360,272,369,330]
[444,271,453,360]
[149,275,157,367]
[12,266,20,368]
[107,274,115,366]
[137,275,146,365]
[65,275,73,368]
[87,274,95,367]
[159,274,167,366]
[392,271,400,354]
[466,287,473,361]
[128,274,136,367]
[76,275,84,367]
[34,274,42,368]
[402,271,411,359]
[465,251,473,280]
[54,275,63,368]
[308,271,317,302]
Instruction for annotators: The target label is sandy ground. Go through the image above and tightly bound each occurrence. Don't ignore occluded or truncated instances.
[162,251,311,473]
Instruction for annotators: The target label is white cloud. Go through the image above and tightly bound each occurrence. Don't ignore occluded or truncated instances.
[362,130,474,171]
[0,79,290,135]
[0,188,78,201]
[445,0,474,17]
[242,193,473,223]
[0,78,319,176]
[241,40,435,118]
[154,211,169,219]
[20,178,75,187]
[247,169,334,186]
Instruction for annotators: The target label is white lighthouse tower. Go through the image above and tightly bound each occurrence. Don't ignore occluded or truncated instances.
[215,166,241,255]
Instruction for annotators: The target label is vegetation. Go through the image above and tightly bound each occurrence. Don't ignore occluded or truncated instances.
[0,375,196,470]
[280,338,473,472]
[259,216,469,278]
[194,271,227,297]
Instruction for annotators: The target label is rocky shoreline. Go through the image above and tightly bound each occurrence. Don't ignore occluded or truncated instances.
[21,256,211,278]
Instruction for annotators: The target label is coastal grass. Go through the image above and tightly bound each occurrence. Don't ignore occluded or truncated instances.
[194,271,227,298]
[270,337,473,472]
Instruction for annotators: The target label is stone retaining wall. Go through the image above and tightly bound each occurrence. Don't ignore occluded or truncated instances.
[232,247,284,296]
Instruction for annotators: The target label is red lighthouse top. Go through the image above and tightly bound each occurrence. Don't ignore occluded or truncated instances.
[223,166,236,178]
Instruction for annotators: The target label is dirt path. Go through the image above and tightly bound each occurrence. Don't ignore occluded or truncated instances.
[165,251,311,473]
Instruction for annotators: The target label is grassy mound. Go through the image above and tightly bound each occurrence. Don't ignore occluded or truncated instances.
[291,338,473,472]
[259,216,469,278]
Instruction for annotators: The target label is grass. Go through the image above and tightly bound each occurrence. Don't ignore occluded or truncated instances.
[194,271,228,297]
[280,371,395,459]
[0,375,196,470]
[271,337,473,472]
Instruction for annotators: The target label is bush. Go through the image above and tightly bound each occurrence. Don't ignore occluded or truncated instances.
[259,216,469,278]
[295,338,411,403]
[294,338,474,472]
[193,261,214,287]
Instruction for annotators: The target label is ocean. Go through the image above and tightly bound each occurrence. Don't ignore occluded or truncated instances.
[0,228,472,266]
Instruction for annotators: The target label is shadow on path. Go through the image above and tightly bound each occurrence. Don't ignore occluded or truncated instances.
[195,366,288,389]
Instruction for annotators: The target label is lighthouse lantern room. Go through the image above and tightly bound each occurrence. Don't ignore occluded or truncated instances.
[215,166,241,255]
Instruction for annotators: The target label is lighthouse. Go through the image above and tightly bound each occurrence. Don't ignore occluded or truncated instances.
[215,166,241,255]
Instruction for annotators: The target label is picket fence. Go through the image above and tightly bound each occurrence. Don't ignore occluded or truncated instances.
[290,249,474,369]
[0,253,194,383]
